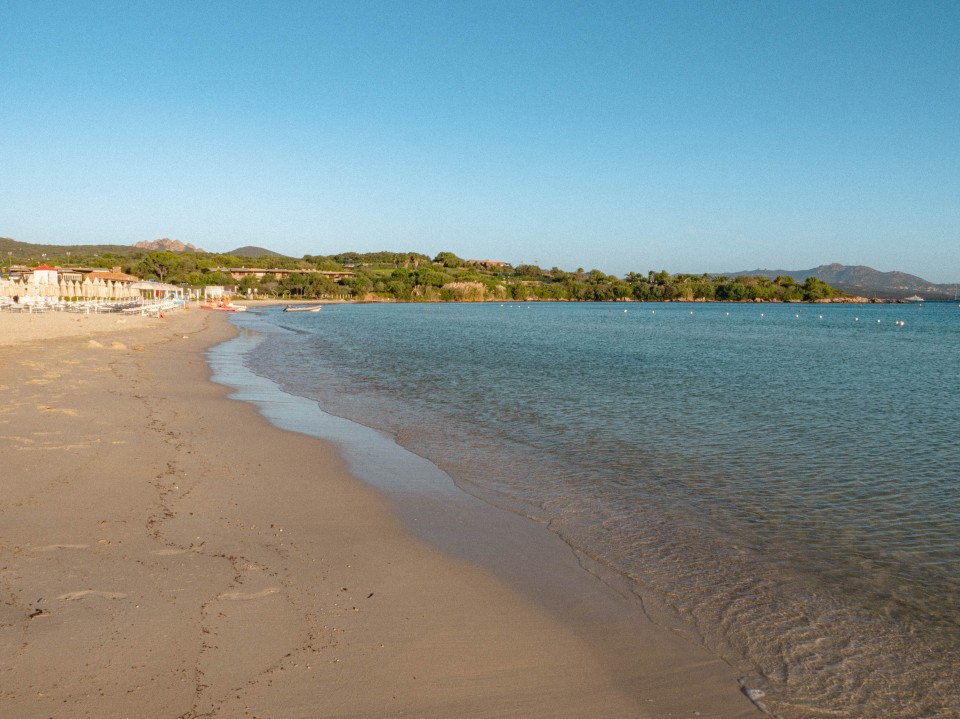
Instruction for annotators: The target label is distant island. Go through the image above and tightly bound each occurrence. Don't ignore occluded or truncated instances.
[1,236,952,302]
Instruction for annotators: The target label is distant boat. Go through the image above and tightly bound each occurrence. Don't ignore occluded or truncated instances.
[904,295,924,302]
[283,304,323,312]
[200,299,247,312]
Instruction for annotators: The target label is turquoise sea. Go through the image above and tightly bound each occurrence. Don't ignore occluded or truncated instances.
[218,301,960,718]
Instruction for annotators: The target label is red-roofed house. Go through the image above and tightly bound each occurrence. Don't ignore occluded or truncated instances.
[31,264,59,288]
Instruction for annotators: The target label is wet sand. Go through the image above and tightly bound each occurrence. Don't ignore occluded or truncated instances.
[0,309,758,718]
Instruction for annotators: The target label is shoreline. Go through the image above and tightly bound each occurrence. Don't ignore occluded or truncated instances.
[0,309,757,717]
[245,295,903,306]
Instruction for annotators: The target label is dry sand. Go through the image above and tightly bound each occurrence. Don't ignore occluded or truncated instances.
[0,310,164,346]
[0,309,759,718]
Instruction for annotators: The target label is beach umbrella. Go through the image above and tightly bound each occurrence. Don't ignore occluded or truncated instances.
[59,279,68,299]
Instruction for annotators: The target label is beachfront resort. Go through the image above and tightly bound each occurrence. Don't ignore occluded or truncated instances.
[0,262,215,315]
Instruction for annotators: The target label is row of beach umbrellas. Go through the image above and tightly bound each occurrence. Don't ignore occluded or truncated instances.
[0,277,139,300]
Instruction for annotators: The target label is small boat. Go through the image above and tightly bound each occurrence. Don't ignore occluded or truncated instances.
[200,299,247,312]
[904,295,924,303]
[283,304,323,312]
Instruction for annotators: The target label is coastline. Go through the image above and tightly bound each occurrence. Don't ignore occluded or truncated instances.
[0,309,757,717]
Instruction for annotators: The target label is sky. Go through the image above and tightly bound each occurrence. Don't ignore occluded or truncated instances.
[1,1,958,281]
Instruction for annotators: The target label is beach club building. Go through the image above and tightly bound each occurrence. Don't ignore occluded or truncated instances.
[30,264,59,289]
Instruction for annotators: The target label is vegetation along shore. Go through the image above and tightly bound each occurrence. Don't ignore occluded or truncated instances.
[2,238,875,303]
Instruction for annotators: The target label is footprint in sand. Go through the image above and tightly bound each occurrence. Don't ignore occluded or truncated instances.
[218,588,280,601]
[34,543,89,551]
[58,590,128,601]
[37,406,79,416]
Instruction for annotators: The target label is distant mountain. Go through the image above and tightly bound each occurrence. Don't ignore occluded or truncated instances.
[728,263,957,300]
[134,238,204,253]
[226,245,288,258]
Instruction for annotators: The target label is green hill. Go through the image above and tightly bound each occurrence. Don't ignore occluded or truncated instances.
[0,237,138,260]
[227,245,288,258]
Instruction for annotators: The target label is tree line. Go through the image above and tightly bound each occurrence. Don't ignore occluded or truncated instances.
[4,248,844,302]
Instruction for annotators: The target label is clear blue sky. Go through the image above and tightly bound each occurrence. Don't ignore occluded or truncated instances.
[2,1,958,281]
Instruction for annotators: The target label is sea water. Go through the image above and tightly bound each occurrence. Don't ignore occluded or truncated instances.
[219,301,960,718]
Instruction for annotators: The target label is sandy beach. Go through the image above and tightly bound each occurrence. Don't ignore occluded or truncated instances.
[0,308,758,718]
